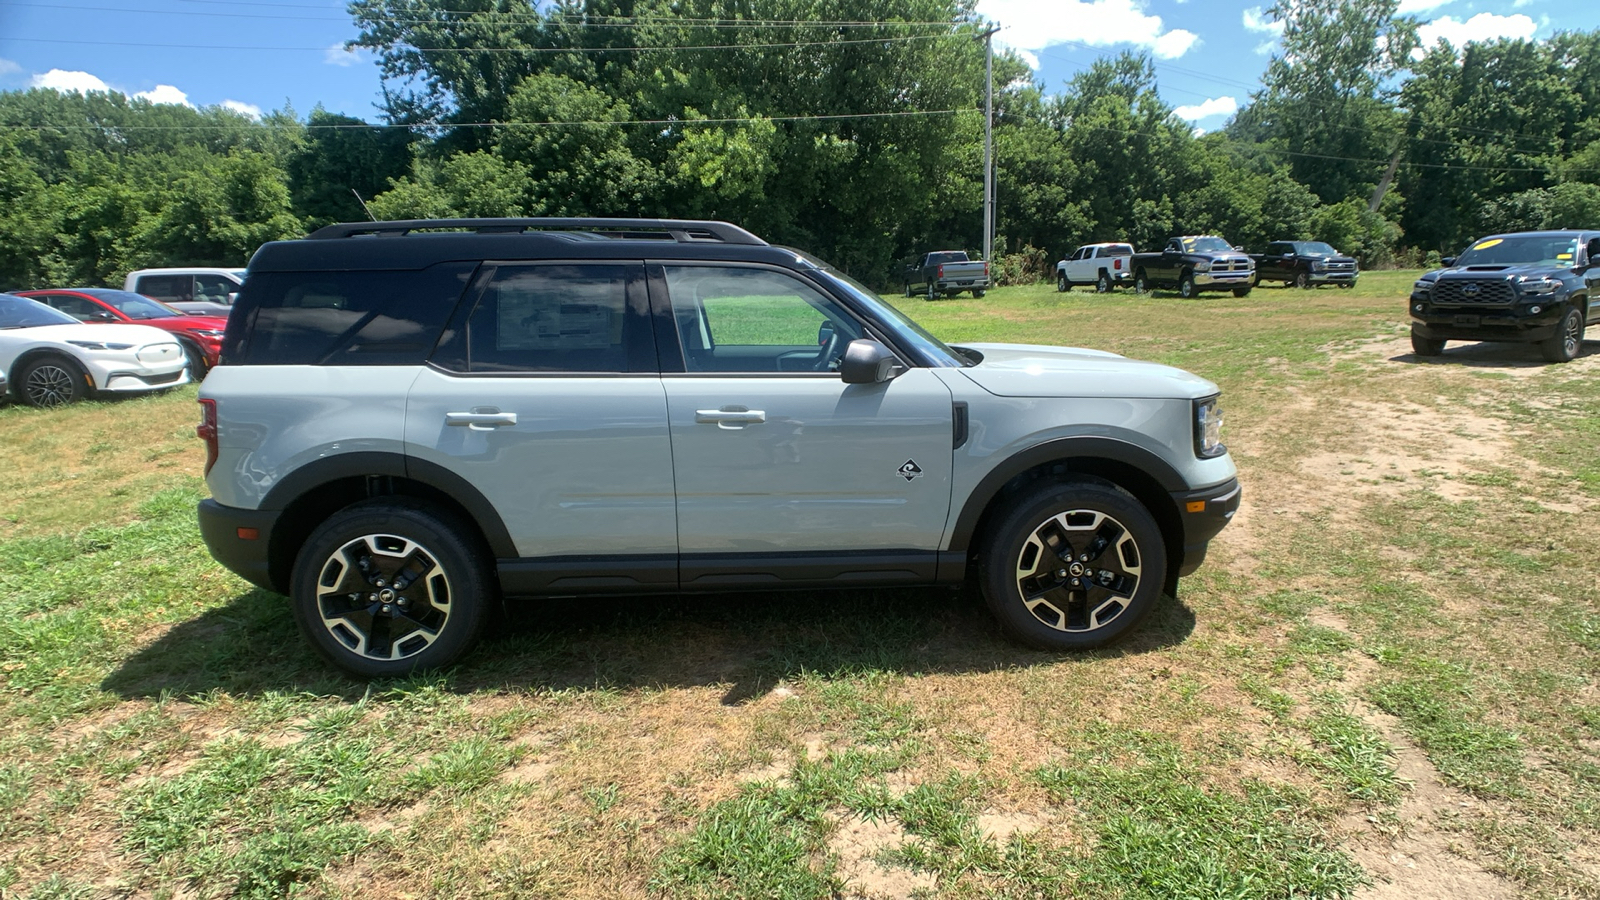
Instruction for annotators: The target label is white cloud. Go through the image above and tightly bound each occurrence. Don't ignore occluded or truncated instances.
[324,42,368,67]
[1174,95,1238,121]
[222,99,263,119]
[0,58,20,77]
[1397,0,1455,14]
[977,0,1202,65]
[134,84,193,107]
[30,69,111,94]
[1416,12,1537,52]
[1241,7,1283,34]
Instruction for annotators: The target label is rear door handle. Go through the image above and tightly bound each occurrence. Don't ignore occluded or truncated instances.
[446,410,518,430]
[695,407,766,429]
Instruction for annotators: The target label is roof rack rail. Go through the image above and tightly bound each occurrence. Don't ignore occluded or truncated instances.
[304,217,768,246]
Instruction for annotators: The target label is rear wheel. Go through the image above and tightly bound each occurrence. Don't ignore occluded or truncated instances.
[19,355,89,408]
[973,289,987,298]
[979,479,1166,651]
[926,282,938,302]
[905,284,915,298]
[1096,271,1112,293]
[1294,272,1310,289]
[1411,331,1446,357]
[291,499,493,677]
[1540,307,1585,363]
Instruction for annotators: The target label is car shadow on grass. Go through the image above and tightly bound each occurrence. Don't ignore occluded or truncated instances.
[1392,338,1598,368]
[101,585,1196,703]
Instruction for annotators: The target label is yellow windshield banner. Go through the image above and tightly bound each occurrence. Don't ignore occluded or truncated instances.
[1472,238,1503,250]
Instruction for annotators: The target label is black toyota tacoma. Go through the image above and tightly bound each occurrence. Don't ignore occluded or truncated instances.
[1410,230,1600,363]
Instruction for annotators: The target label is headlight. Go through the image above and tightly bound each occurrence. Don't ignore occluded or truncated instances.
[1312,261,1327,272]
[1412,279,1435,295]
[192,329,226,338]
[66,340,134,351]
[1194,260,1211,272]
[1518,277,1559,296]
[1194,397,1226,459]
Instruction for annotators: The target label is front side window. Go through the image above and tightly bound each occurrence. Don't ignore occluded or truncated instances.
[665,266,864,374]
[135,275,192,303]
[39,293,107,321]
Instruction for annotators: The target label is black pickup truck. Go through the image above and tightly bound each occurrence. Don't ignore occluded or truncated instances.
[904,251,990,300]
[1131,236,1254,298]
[1251,241,1359,289]
[1410,230,1600,363]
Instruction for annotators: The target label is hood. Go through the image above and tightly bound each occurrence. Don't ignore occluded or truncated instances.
[953,343,1219,399]
[1431,262,1567,280]
[18,323,181,345]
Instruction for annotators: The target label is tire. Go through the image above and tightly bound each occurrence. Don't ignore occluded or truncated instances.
[1134,270,1150,294]
[973,289,987,298]
[180,341,210,381]
[978,479,1167,651]
[1178,271,1197,299]
[1096,271,1112,294]
[1540,307,1585,363]
[1233,285,1252,298]
[905,284,915,299]
[1340,282,1355,290]
[18,355,89,408]
[1057,273,1069,293]
[926,282,938,302]
[290,498,494,677]
[1294,271,1310,289]
[1411,331,1446,357]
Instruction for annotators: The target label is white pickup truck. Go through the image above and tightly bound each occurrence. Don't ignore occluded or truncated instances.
[1056,243,1135,293]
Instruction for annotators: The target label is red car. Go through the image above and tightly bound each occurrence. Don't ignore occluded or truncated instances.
[17,288,228,378]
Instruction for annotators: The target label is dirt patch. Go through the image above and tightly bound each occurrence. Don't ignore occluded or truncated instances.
[828,812,937,899]
[1298,401,1513,504]
[976,810,1048,845]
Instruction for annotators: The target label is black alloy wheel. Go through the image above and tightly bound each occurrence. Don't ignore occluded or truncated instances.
[20,356,86,408]
[291,499,492,677]
[979,479,1166,651]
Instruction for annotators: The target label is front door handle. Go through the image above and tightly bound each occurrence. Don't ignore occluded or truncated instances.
[446,410,518,430]
[695,406,766,429]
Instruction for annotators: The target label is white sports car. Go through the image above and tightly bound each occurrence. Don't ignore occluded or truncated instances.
[1,293,191,407]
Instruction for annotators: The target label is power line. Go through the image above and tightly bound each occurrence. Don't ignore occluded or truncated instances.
[0,107,976,131]
[7,32,950,52]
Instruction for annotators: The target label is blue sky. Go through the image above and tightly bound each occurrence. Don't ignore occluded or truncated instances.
[0,0,1595,129]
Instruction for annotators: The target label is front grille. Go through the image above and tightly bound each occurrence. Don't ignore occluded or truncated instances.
[1432,279,1515,306]
[1324,261,1356,272]
[141,370,184,385]
[1212,256,1251,273]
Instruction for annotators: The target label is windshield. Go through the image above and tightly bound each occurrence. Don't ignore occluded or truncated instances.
[92,290,181,319]
[1455,235,1581,267]
[1295,242,1338,257]
[0,294,81,329]
[1182,237,1233,254]
[800,262,968,367]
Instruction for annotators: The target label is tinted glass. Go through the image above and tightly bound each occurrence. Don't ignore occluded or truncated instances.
[1296,242,1338,257]
[39,293,108,320]
[92,290,179,319]
[225,263,476,365]
[1455,235,1580,266]
[194,275,238,303]
[135,275,192,302]
[0,295,81,328]
[459,264,635,373]
[1102,245,1133,256]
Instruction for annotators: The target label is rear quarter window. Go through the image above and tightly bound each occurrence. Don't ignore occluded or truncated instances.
[222,263,477,365]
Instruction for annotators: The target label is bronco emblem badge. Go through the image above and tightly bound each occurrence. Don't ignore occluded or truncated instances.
[897,460,924,481]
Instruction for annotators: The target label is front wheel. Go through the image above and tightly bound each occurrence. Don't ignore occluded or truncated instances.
[979,479,1167,651]
[1178,272,1197,299]
[181,341,210,380]
[1096,272,1112,293]
[1057,273,1069,293]
[1411,331,1446,357]
[1233,285,1252,297]
[1541,307,1585,363]
[1134,270,1150,294]
[291,499,493,677]
[19,355,89,408]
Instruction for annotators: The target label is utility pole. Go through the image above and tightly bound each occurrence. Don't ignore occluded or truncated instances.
[978,26,999,266]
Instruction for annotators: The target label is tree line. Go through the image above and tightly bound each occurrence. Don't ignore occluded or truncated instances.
[2,0,1598,291]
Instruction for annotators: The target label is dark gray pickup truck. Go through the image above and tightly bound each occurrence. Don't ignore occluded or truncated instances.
[1131,236,1254,298]
[1250,241,1358,289]
[904,251,991,300]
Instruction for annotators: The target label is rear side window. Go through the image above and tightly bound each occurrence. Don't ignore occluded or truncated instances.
[223,263,476,365]
[431,263,652,373]
[135,275,191,303]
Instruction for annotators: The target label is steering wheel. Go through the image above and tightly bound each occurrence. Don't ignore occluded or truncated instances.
[813,321,845,372]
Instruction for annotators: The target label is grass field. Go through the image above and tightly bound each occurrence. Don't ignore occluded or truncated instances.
[2,271,1598,898]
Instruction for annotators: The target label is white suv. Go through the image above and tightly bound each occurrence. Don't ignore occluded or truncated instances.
[197,218,1240,676]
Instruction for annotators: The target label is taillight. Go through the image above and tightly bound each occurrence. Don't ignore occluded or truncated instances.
[937,264,945,278]
[1114,258,1123,271]
[197,398,218,476]
[984,261,990,276]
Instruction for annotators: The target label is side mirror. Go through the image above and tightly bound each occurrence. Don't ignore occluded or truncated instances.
[1234,245,1244,252]
[92,311,117,321]
[1587,238,1600,264]
[1441,257,1456,267]
[839,339,898,384]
